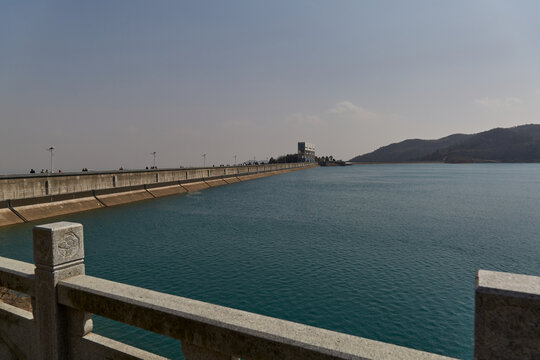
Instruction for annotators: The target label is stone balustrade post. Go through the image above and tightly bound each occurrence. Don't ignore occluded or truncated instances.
[33,222,93,360]
[475,270,540,360]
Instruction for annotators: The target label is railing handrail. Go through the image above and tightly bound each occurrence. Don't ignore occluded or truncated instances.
[476,269,540,300]
[0,256,35,296]
[0,224,538,359]
[58,274,455,360]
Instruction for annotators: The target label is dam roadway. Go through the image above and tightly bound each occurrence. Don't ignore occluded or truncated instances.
[0,163,315,227]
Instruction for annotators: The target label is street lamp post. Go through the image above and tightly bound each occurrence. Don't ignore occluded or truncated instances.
[234,155,237,165]
[47,146,55,173]
[202,154,206,167]
[151,152,157,168]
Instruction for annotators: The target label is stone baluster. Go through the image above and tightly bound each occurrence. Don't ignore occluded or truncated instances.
[33,222,93,360]
[475,270,540,360]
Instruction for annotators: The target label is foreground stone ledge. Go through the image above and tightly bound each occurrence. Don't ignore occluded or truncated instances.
[475,270,540,360]
[0,210,497,360]
[58,275,456,360]
[476,270,540,300]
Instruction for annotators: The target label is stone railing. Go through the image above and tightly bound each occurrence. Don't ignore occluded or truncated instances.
[0,222,538,359]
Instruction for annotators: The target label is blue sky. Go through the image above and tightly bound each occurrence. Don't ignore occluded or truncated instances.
[2,1,540,172]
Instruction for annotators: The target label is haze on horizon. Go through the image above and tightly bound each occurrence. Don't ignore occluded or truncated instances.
[2,1,540,173]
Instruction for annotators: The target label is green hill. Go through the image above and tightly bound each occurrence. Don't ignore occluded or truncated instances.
[350,124,540,163]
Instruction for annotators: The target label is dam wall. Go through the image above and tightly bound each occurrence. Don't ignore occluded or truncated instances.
[0,163,315,227]
[0,163,304,201]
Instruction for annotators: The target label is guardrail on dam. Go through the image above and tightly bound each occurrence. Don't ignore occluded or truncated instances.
[0,222,538,359]
[0,163,315,227]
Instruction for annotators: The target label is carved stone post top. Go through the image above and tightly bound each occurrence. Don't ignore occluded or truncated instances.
[33,222,84,268]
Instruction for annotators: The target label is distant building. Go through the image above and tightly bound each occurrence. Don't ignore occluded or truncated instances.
[298,142,315,162]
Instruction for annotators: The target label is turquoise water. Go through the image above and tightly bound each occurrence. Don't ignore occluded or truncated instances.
[1,164,540,359]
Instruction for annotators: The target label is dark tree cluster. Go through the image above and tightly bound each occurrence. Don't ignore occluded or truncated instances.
[268,154,299,163]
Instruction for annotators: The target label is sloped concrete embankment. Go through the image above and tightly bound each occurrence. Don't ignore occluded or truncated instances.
[15,197,104,222]
[0,206,24,227]
[146,185,187,197]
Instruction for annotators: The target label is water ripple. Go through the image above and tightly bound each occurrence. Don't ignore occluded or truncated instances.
[1,164,540,359]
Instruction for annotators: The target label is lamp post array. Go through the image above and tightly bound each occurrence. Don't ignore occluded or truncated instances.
[38,149,277,172]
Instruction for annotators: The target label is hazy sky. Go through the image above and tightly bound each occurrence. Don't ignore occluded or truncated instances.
[2,1,540,172]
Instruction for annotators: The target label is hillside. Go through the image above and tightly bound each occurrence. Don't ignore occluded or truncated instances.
[351,124,540,163]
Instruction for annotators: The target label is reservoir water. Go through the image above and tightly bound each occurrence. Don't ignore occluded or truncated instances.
[1,164,539,359]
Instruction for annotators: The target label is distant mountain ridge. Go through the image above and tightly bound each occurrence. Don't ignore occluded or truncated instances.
[350,124,540,163]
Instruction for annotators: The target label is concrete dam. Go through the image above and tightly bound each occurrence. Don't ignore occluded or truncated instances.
[0,163,315,227]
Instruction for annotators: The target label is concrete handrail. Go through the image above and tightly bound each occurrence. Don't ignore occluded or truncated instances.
[0,256,35,296]
[0,221,538,359]
[474,270,540,360]
[57,274,455,360]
